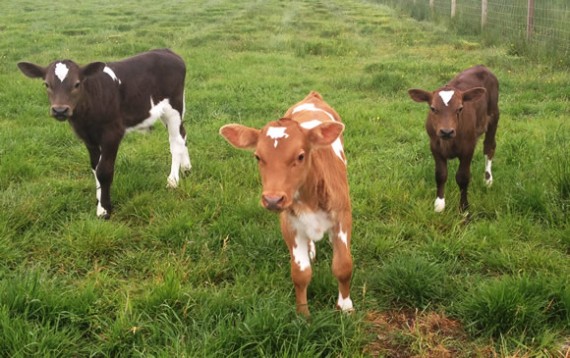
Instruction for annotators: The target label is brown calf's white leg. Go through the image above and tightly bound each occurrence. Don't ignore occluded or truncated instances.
[331,217,353,312]
[282,216,312,316]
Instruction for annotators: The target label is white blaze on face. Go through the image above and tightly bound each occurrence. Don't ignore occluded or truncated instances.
[434,197,446,212]
[439,90,455,107]
[266,126,289,148]
[54,62,69,82]
[103,66,121,84]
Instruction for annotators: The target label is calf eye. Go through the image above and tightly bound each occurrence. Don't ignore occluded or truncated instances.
[43,82,49,89]
[430,106,437,113]
[456,106,463,114]
[74,81,81,89]
[254,154,261,162]
[297,152,305,162]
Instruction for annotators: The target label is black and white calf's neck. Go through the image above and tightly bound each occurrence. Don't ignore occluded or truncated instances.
[18,48,191,219]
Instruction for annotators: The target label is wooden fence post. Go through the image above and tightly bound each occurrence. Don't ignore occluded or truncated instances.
[526,0,534,40]
[481,0,488,29]
[451,0,456,18]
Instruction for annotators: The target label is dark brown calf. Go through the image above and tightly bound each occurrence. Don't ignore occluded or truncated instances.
[408,65,499,212]
[18,49,191,218]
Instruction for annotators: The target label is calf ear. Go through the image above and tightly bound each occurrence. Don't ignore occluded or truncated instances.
[308,122,345,147]
[82,62,106,77]
[219,124,260,150]
[17,62,46,79]
[408,89,432,103]
[462,87,486,102]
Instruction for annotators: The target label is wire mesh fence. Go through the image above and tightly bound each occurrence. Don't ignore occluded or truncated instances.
[371,0,570,63]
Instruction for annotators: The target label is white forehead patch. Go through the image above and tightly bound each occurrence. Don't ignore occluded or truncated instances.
[266,126,289,148]
[54,62,69,82]
[292,103,336,122]
[300,119,322,130]
[103,66,121,84]
[439,90,455,106]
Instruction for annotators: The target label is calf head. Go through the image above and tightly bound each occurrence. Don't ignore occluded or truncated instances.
[408,86,486,139]
[18,60,106,121]
[220,118,344,211]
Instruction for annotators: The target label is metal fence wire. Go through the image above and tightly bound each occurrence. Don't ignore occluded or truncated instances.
[372,0,570,58]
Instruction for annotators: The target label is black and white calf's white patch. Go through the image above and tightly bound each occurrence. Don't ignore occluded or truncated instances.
[18,48,191,219]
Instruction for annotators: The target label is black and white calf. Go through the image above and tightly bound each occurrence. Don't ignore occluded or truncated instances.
[18,49,191,219]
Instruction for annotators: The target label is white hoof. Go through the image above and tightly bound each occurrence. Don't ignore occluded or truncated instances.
[96,202,108,218]
[434,197,445,213]
[337,293,354,312]
[167,176,179,188]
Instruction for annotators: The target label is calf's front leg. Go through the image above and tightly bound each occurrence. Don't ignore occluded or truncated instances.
[94,135,122,219]
[456,154,473,212]
[86,143,105,217]
[281,216,312,316]
[433,155,448,212]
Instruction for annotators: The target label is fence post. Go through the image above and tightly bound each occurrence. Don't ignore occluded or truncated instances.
[451,0,456,18]
[481,0,488,29]
[526,0,534,40]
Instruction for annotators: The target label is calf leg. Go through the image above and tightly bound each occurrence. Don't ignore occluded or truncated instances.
[483,112,499,187]
[456,155,473,212]
[86,144,104,217]
[434,155,448,212]
[331,214,353,312]
[162,106,191,188]
[282,217,312,316]
[95,135,122,219]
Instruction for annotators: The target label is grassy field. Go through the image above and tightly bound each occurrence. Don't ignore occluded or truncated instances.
[1,0,569,356]
[371,0,570,67]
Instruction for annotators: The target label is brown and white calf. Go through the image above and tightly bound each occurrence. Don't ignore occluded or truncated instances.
[220,91,353,316]
[408,65,499,212]
[17,49,191,219]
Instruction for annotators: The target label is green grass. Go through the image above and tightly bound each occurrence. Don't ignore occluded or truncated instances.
[371,0,570,67]
[1,0,569,356]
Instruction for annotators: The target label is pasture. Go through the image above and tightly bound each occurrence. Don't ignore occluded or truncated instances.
[0,0,569,356]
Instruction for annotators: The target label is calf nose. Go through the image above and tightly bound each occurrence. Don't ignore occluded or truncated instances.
[262,194,285,211]
[439,128,455,139]
[51,106,70,120]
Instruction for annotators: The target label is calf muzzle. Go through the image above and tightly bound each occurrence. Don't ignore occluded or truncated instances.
[262,194,286,212]
[438,128,456,139]
[51,105,71,121]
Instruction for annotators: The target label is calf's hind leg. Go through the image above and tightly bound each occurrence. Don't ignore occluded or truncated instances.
[483,112,499,187]
[162,104,191,188]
